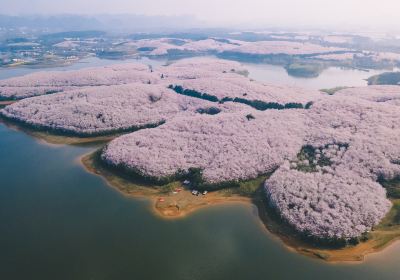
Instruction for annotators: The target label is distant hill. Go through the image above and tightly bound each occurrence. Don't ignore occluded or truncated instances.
[0,15,101,31]
[0,14,205,33]
[37,30,107,44]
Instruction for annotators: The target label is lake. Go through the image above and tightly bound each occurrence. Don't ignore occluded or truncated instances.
[245,63,388,90]
[1,57,399,280]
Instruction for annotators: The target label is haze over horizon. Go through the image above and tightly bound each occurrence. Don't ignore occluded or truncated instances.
[1,0,400,31]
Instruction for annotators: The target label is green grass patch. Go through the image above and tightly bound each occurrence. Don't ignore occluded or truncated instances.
[292,144,349,173]
[285,63,324,78]
[377,200,400,228]
[320,86,350,95]
[379,176,400,199]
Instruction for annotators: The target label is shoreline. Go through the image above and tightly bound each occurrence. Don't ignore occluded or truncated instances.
[80,151,253,219]
[80,149,400,263]
[0,114,164,145]
[253,191,400,263]
[2,119,400,263]
[0,100,15,108]
[0,117,119,146]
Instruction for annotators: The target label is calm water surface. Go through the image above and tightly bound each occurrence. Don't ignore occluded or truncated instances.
[245,63,388,90]
[1,58,399,280]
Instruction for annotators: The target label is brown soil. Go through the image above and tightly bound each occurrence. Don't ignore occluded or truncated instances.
[81,150,400,263]
[0,100,15,108]
[0,117,118,146]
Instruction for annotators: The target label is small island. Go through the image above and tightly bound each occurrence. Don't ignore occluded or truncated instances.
[285,63,324,78]
[367,72,400,85]
[1,58,400,262]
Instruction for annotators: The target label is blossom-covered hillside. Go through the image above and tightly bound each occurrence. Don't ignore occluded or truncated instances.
[1,57,398,240]
[167,75,322,105]
[102,110,307,183]
[266,166,391,239]
[0,86,75,100]
[265,95,399,239]
[0,57,246,100]
[312,52,356,61]
[103,89,399,239]
[224,41,348,56]
[0,63,158,100]
[0,57,321,135]
[335,85,400,106]
[156,57,248,80]
[131,38,349,58]
[0,63,153,87]
[1,83,242,135]
[130,38,243,56]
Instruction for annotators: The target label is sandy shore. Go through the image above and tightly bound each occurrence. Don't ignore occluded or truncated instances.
[254,193,400,262]
[0,116,119,146]
[0,100,15,108]
[80,151,253,219]
[80,149,400,263]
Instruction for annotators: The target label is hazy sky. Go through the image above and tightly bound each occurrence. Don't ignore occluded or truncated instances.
[2,0,400,29]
